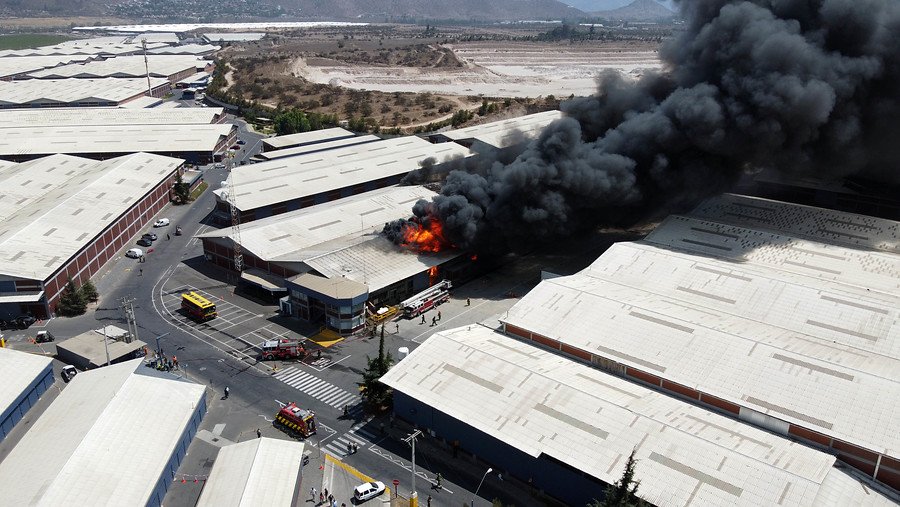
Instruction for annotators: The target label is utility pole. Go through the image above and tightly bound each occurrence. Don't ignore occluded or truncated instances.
[227,166,244,276]
[403,429,423,506]
[120,296,139,344]
[141,38,152,97]
[101,325,111,366]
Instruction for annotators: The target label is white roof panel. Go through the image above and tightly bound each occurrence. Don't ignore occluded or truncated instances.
[0,123,233,157]
[259,135,380,161]
[0,106,222,128]
[147,44,220,55]
[0,55,96,78]
[262,127,355,150]
[440,110,562,148]
[27,55,206,79]
[0,77,169,106]
[222,136,472,213]
[0,153,182,280]
[380,327,895,507]
[197,438,305,507]
[203,33,267,42]
[0,348,53,424]
[0,359,206,506]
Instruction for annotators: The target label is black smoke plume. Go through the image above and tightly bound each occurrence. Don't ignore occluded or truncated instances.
[388,0,900,254]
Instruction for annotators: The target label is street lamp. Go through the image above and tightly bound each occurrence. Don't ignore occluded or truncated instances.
[472,467,493,507]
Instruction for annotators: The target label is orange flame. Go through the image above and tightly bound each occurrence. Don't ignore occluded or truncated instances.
[399,217,453,253]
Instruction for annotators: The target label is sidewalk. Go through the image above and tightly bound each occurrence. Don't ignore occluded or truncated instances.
[319,454,390,507]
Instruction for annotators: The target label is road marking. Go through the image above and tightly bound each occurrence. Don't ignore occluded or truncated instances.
[322,422,377,458]
[324,454,392,497]
[274,366,361,411]
[369,446,454,494]
[306,354,351,372]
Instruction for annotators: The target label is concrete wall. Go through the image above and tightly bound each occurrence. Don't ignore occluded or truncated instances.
[0,361,54,442]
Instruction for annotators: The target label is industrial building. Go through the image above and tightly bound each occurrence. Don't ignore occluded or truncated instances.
[27,55,213,83]
[431,109,563,154]
[0,123,236,162]
[200,186,468,333]
[261,127,356,152]
[146,43,220,56]
[0,77,171,108]
[203,32,267,43]
[0,38,169,59]
[0,54,96,80]
[197,438,306,507]
[55,325,148,370]
[381,326,897,507]
[214,135,472,223]
[253,134,380,162]
[0,153,184,319]
[0,106,225,127]
[0,359,207,507]
[0,347,54,442]
[494,194,900,490]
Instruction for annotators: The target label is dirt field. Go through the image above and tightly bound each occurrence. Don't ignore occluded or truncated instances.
[294,40,663,98]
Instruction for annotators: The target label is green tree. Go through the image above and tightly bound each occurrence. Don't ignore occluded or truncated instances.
[57,278,87,317]
[590,448,645,507]
[361,330,394,411]
[274,109,312,135]
[80,279,99,303]
[173,171,190,204]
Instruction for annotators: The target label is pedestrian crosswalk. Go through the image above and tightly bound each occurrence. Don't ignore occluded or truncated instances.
[274,366,360,411]
[322,423,377,459]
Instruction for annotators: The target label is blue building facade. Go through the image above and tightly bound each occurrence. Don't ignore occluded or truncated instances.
[0,360,54,442]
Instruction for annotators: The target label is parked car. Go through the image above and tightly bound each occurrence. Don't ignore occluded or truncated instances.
[237,139,246,145]
[126,248,144,259]
[353,481,386,502]
[137,238,152,247]
[61,365,78,383]
[142,233,158,241]
[14,314,36,329]
[214,162,225,169]
[154,218,170,227]
[35,330,54,343]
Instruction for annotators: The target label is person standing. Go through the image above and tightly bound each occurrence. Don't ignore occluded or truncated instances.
[310,487,317,502]
[224,386,230,399]
[256,428,261,438]
[395,323,399,334]
[437,311,441,321]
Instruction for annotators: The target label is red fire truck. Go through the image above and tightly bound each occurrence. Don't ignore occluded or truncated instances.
[260,339,307,361]
[274,402,317,439]
[401,280,452,318]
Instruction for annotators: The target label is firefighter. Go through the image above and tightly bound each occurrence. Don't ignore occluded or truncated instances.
[421,314,426,324]
[431,316,437,326]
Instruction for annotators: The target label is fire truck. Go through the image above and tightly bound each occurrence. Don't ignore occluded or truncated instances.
[260,339,307,361]
[274,402,317,439]
[401,280,452,318]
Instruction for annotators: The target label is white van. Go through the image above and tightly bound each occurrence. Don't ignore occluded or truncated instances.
[153,218,170,227]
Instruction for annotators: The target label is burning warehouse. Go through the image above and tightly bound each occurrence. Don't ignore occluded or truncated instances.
[197,186,474,335]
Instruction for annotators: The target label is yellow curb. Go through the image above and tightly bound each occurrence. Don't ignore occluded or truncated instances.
[325,453,391,497]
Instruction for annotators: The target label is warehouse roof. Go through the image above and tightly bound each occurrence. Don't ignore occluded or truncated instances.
[0,123,234,158]
[0,153,182,280]
[128,32,181,44]
[262,127,355,150]
[0,106,223,128]
[27,55,207,79]
[0,40,166,58]
[0,77,169,107]
[56,326,147,369]
[502,196,900,460]
[439,110,562,149]
[0,347,53,430]
[197,438,306,507]
[381,327,895,507]
[219,136,472,212]
[0,55,94,78]
[290,273,368,299]
[147,43,220,55]
[0,359,205,506]
[203,32,267,42]
[258,134,380,161]
[200,185,438,261]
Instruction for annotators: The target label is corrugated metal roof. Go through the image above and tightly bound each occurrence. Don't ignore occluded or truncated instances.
[0,55,95,78]
[0,106,222,127]
[501,195,900,461]
[0,153,183,280]
[197,438,305,507]
[147,44,219,55]
[220,136,472,213]
[439,110,562,149]
[0,77,169,106]
[203,33,267,42]
[27,55,206,79]
[380,327,895,507]
[0,123,233,157]
[0,347,53,427]
[258,134,380,161]
[0,359,206,506]
[262,127,355,150]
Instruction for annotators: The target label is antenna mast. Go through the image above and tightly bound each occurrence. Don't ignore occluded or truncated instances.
[227,166,243,274]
